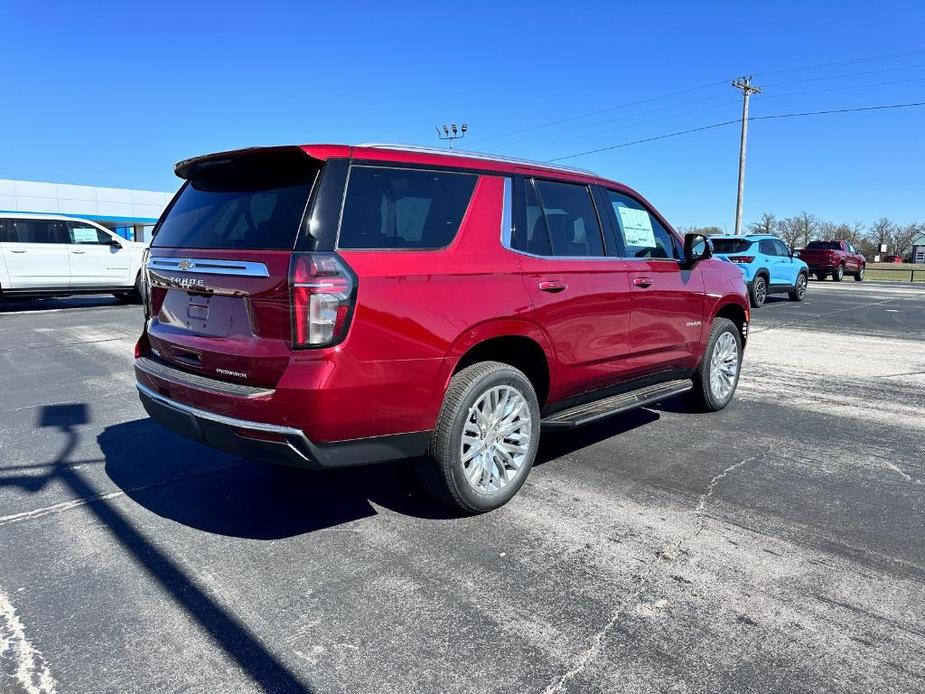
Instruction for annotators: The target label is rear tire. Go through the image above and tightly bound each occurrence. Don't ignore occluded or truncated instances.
[833,264,844,282]
[113,273,143,304]
[690,318,742,412]
[416,361,540,514]
[749,275,767,308]
[788,273,808,301]
[854,265,865,281]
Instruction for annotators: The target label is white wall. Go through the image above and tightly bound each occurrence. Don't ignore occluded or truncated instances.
[0,178,174,222]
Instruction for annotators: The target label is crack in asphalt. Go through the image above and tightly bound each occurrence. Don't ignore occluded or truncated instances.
[542,445,773,694]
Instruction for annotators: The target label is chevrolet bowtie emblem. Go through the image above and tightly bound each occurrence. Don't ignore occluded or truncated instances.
[177,259,193,271]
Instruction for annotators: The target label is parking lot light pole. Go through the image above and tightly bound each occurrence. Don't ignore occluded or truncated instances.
[733,76,761,236]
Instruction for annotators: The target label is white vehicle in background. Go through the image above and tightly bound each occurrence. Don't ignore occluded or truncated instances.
[0,213,147,302]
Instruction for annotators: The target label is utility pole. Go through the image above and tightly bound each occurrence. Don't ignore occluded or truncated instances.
[732,76,761,235]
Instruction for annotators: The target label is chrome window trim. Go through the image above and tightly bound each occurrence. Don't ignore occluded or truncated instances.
[500,177,513,247]
[146,257,270,277]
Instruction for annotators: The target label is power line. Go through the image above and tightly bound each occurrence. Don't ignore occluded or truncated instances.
[548,101,925,161]
[471,49,925,149]
[752,48,925,78]
[761,63,925,88]
[465,79,731,146]
[496,73,925,156]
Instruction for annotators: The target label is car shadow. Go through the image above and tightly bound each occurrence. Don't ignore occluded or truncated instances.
[99,419,458,540]
[534,407,661,466]
[0,295,131,313]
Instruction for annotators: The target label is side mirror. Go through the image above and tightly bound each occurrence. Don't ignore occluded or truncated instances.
[109,238,123,249]
[684,233,712,265]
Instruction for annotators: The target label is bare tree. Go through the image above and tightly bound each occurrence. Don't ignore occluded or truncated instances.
[869,217,896,256]
[890,222,922,258]
[748,212,776,235]
[777,212,817,249]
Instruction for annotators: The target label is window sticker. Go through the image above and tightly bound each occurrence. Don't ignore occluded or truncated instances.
[617,206,655,247]
[72,227,100,244]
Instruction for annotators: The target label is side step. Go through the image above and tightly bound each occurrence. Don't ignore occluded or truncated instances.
[541,379,693,429]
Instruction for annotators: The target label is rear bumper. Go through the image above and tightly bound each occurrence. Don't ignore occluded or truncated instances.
[136,381,430,469]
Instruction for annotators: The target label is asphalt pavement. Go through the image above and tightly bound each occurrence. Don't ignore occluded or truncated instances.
[1,281,923,694]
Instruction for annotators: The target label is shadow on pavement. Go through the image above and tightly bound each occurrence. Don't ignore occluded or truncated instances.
[19,403,316,693]
[99,419,458,540]
[0,295,133,313]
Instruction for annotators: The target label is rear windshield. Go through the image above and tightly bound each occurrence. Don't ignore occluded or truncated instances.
[153,154,318,250]
[711,239,752,254]
[338,166,477,249]
[806,241,841,250]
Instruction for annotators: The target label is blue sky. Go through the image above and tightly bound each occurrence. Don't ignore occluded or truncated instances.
[1,1,923,230]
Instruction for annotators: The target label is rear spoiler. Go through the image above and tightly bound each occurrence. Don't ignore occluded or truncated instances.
[174,145,319,180]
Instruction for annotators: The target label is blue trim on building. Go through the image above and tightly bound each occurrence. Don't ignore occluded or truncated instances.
[0,210,159,224]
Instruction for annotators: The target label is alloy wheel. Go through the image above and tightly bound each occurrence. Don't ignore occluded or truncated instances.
[709,332,739,402]
[460,385,533,494]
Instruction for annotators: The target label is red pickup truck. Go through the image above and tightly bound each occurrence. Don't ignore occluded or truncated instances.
[797,240,866,281]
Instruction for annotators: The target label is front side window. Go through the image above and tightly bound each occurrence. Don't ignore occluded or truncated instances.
[607,191,678,259]
[6,219,69,244]
[68,222,112,245]
[338,166,477,249]
[774,239,791,256]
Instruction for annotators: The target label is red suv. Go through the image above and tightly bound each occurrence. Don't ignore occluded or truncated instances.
[135,144,749,512]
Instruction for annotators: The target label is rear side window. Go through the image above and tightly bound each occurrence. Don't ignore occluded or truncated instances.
[711,238,752,254]
[607,191,678,259]
[5,219,69,244]
[153,158,318,250]
[513,179,605,257]
[338,166,477,250]
[759,239,779,256]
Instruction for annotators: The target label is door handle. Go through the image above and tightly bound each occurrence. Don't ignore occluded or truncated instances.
[71,250,86,254]
[632,277,653,288]
[538,280,567,293]
[9,249,26,253]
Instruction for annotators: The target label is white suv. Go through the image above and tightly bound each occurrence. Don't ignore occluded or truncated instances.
[0,213,147,302]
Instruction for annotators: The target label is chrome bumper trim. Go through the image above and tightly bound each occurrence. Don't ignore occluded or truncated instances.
[135,381,310,443]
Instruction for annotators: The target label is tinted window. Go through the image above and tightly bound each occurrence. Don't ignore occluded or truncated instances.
[154,161,318,250]
[6,219,69,244]
[759,239,778,256]
[532,180,604,257]
[512,178,552,256]
[774,239,791,256]
[339,167,477,249]
[807,241,841,250]
[68,222,111,245]
[607,191,678,259]
[711,238,752,254]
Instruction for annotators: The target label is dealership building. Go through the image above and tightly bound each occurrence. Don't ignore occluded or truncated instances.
[0,178,174,242]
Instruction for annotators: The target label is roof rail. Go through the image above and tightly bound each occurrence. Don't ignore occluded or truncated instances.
[355,143,600,177]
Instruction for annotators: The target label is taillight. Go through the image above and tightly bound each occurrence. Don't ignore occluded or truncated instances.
[289,253,356,348]
[728,256,755,264]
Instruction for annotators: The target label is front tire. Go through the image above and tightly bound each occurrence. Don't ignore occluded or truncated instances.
[788,273,808,301]
[690,318,742,412]
[854,265,865,281]
[749,275,767,308]
[833,264,844,282]
[416,361,540,514]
